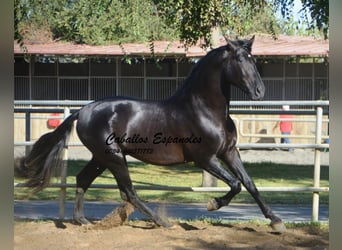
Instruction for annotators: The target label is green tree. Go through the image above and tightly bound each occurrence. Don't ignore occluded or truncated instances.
[274,0,329,38]
[53,0,178,44]
[14,0,179,45]
[154,0,272,47]
[153,0,328,47]
[14,0,329,46]
[221,1,281,38]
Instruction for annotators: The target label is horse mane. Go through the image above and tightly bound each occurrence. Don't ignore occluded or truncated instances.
[169,46,227,101]
[187,46,227,81]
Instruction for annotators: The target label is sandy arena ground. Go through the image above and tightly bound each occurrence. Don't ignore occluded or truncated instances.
[14,202,329,250]
[14,219,328,250]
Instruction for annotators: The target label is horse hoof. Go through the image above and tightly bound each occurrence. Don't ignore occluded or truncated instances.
[74,216,91,225]
[207,199,220,211]
[270,221,286,233]
[156,219,173,228]
[163,221,174,228]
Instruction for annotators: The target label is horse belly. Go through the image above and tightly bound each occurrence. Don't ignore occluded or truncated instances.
[124,143,186,165]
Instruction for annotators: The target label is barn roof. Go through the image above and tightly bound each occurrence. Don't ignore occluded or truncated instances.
[14,34,329,57]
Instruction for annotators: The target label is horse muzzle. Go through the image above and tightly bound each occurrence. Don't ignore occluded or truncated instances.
[249,83,265,100]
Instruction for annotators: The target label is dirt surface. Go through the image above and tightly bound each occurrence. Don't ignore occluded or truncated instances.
[14,220,328,250]
[15,203,328,250]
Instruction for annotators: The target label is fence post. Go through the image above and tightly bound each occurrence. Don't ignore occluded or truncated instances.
[25,111,31,157]
[312,106,322,222]
[59,107,70,220]
[201,170,218,187]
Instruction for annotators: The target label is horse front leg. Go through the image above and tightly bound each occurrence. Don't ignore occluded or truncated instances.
[219,148,286,233]
[74,158,106,225]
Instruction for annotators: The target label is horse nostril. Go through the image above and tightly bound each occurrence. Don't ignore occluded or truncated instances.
[256,85,264,97]
[256,86,261,95]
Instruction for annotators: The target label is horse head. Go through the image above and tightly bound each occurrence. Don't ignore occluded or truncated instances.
[222,36,265,100]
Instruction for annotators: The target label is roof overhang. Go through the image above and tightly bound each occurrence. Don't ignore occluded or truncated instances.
[14,34,329,57]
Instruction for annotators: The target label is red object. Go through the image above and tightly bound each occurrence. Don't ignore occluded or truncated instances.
[47,113,61,128]
[279,114,293,132]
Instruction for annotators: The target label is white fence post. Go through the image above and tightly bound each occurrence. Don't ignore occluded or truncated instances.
[312,106,323,222]
[59,107,70,220]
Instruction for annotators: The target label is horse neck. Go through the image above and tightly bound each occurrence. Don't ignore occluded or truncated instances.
[172,54,229,117]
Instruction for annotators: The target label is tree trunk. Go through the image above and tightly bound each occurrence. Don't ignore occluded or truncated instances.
[210,26,220,48]
[201,170,218,187]
[201,26,220,187]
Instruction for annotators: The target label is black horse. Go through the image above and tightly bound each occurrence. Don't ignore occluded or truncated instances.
[21,36,285,232]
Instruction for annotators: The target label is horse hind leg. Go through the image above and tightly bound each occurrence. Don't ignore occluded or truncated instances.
[74,158,106,225]
[104,157,173,228]
[197,158,242,211]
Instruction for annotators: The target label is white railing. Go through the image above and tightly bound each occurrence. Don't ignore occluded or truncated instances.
[14,100,329,222]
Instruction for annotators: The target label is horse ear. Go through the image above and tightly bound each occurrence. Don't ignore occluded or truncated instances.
[244,35,255,52]
[225,37,237,52]
[249,35,255,45]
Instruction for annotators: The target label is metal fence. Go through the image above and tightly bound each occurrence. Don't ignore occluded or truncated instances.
[15,76,328,102]
[14,100,329,222]
[14,76,185,101]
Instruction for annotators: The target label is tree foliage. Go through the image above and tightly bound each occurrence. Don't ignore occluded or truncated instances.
[154,0,272,47]
[14,0,179,45]
[14,0,329,47]
[52,0,178,44]
[274,0,329,38]
[156,0,228,46]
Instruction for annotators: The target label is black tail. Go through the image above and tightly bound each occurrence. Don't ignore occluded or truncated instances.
[20,111,79,192]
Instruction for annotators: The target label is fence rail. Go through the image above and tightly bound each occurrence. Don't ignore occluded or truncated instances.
[14,100,329,222]
[14,99,329,107]
[14,182,329,193]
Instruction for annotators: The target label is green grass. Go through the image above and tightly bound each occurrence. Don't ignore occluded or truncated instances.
[14,160,329,204]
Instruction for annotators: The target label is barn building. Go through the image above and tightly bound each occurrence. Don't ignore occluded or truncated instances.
[14,35,329,104]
